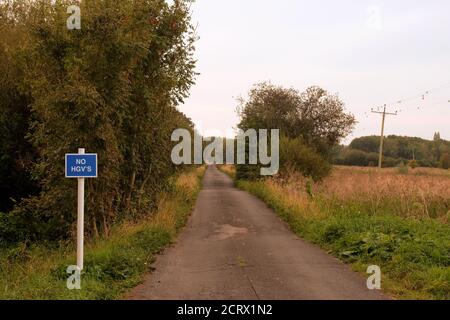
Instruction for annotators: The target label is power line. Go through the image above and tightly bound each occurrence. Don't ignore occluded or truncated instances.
[385,81,450,114]
[363,84,449,165]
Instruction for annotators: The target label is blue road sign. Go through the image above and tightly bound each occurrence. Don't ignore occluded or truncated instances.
[65,153,98,178]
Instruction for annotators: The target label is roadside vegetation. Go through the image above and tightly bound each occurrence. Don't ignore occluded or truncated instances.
[220,165,450,300]
[1,0,201,300]
[0,166,205,300]
[229,81,449,300]
[0,0,197,243]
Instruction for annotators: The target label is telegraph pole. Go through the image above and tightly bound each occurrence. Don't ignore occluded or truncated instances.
[371,105,397,169]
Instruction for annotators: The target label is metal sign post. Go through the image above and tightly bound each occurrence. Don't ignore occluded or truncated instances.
[65,149,98,271]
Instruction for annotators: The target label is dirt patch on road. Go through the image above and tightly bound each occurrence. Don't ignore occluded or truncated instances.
[210,224,249,241]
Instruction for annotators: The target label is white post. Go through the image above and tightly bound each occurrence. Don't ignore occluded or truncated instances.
[77,148,85,270]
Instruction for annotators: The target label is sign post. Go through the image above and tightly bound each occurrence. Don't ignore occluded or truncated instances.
[65,149,98,271]
[76,148,85,270]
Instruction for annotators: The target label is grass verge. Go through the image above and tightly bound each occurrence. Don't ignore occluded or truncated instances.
[0,166,205,300]
[219,165,450,300]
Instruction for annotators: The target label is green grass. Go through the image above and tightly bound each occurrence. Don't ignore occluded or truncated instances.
[0,166,205,300]
[236,179,450,300]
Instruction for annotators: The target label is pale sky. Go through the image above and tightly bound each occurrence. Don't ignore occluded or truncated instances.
[179,0,450,143]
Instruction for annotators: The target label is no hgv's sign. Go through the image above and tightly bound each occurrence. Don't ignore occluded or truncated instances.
[65,153,98,178]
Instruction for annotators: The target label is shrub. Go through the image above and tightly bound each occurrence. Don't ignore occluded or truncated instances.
[279,136,331,181]
[341,149,369,166]
[235,136,331,181]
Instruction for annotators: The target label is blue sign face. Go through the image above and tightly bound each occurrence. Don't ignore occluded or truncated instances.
[65,154,98,178]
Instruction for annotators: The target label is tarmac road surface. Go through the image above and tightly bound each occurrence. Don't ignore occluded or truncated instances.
[126,165,387,300]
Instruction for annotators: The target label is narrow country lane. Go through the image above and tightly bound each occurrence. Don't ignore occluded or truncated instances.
[127,166,387,300]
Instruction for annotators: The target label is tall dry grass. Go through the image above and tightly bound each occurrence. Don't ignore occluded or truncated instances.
[275,166,450,221]
[153,166,206,230]
[231,165,450,300]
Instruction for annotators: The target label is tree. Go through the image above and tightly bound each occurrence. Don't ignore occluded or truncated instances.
[433,132,442,162]
[235,82,355,179]
[349,136,379,154]
[0,0,39,212]
[0,0,197,242]
[237,82,356,158]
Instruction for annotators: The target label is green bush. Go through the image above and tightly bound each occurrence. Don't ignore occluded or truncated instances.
[279,136,331,181]
[235,136,331,181]
[336,149,369,166]
[235,163,262,181]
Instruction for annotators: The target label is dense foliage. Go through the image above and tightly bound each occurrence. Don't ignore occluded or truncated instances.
[236,82,355,180]
[0,0,197,243]
[0,0,39,213]
[279,136,331,181]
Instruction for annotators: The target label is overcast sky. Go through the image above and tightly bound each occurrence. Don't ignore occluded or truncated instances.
[178,0,450,143]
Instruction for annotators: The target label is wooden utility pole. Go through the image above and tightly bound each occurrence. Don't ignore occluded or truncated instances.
[371,105,397,169]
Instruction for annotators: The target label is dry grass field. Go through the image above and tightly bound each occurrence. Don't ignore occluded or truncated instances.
[282,166,450,222]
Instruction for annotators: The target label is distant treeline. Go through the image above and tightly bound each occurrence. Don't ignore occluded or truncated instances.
[334,133,450,168]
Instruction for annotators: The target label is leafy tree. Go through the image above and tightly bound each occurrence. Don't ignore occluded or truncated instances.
[0,0,39,213]
[0,0,197,242]
[433,132,442,162]
[235,82,355,179]
[349,136,379,154]
[237,82,356,158]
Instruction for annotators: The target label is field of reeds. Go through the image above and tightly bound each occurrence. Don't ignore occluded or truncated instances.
[220,165,450,300]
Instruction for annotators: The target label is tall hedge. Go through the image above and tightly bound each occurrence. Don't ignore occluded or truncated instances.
[0,0,197,242]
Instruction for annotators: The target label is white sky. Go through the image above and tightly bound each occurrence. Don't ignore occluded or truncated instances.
[179,0,450,143]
